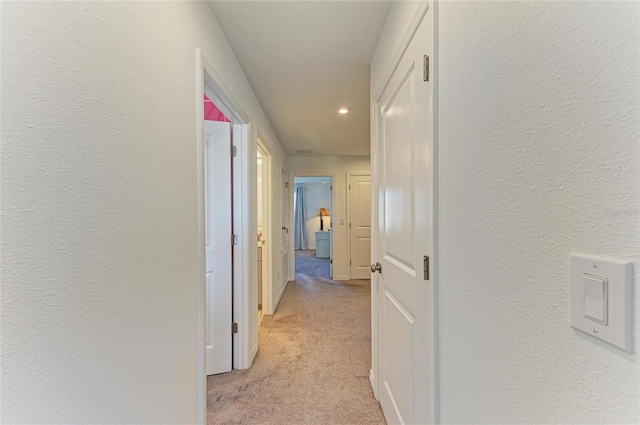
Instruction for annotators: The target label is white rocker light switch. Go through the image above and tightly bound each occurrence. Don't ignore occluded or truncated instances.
[571,254,632,353]
[583,274,607,324]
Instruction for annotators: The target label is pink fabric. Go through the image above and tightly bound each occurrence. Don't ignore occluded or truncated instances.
[204,94,230,122]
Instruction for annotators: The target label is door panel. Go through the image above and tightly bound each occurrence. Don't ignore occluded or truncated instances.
[376,10,433,425]
[357,182,372,226]
[205,120,233,376]
[356,238,371,267]
[349,175,372,279]
[383,289,415,424]
[384,73,415,270]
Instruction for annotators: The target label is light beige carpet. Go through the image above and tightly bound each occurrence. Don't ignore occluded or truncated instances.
[207,251,385,425]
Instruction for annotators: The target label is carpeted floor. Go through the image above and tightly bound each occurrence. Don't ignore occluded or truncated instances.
[207,250,384,425]
[294,249,330,278]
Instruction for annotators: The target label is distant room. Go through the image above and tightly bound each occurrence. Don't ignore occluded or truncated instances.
[293,176,332,279]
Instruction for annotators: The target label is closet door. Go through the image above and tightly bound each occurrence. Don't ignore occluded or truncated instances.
[204,120,232,375]
[281,169,289,284]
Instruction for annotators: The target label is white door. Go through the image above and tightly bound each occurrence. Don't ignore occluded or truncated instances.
[349,174,372,280]
[374,12,435,424]
[281,169,289,249]
[205,120,233,375]
[281,169,289,284]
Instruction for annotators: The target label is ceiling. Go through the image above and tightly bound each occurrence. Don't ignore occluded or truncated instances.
[207,1,391,157]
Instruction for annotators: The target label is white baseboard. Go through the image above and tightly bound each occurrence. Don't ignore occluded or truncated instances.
[370,369,378,400]
[250,343,258,365]
[335,275,349,281]
[272,280,289,313]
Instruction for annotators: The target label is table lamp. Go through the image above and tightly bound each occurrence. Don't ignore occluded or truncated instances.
[317,207,330,231]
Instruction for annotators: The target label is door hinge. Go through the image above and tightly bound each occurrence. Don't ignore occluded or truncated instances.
[330,185,333,191]
[349,222,352,228]
[231,146,237,157]
[349,184,351,190]
[423,255,430,280]
[423,55,429,82]
[350,260,352,265]
[330,258,333,264]
[232,234,238,245]
[285,182,289,188]
[232,322,238,334]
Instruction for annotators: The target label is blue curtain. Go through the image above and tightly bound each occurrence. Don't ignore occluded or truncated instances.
[294,186,308,250]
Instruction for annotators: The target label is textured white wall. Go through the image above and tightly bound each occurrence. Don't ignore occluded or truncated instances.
[1,2,285,423]
[438,2,640,423]
[287,156,370,280]
[437,2,639,422]
[373,1,640,423]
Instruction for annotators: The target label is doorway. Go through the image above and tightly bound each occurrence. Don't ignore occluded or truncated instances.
[293,176,333,279]
[256,140,271,321]
[197,48,255,423]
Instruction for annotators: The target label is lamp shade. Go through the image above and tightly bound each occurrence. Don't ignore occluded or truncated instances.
[317,207,330,217]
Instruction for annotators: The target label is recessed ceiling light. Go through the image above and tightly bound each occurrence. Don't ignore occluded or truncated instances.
[338,107,350,114]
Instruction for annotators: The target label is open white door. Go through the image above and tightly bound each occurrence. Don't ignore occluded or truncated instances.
[281,169,289,285]
[374,9,435,424]
[348,174,372,280]
[205,120,233,375]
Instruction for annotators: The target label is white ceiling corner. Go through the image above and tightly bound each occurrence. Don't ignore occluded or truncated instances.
[207,1,391,157]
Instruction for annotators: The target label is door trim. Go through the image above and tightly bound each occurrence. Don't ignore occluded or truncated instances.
[346,172,372,281]
[370,1,440,422]
[196,48,255,424]
[257,135,273,316]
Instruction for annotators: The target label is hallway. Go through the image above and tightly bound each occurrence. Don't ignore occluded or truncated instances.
[207,256,383,424]
[4,1,639,423]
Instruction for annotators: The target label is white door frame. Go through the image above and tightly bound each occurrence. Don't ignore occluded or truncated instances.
[370,0,440,421]
[196,48,256,423]
[346,172,371,281]
[257,134,274,316]
[288,173,336,280]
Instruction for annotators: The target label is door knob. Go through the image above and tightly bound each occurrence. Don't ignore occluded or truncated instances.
[370,262,382,273]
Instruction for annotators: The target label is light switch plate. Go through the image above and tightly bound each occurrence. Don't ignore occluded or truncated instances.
[571,254,633,352]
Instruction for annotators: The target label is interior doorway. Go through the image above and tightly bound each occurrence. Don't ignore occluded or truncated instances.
[293,176,333,279]
[197,48,256,423]
[256,141,271,322]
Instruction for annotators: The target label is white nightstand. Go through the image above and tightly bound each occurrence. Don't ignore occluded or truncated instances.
[315,231,330,258]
